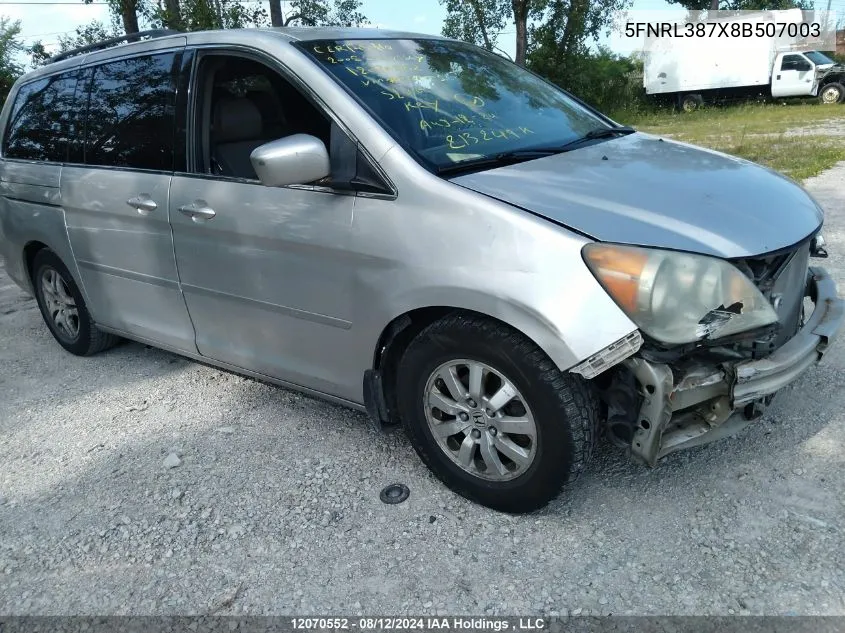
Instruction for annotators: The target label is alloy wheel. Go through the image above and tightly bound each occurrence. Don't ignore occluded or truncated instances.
[40,267,80,341]
[423,359,537,481]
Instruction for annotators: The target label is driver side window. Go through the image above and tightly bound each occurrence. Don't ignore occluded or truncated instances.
[193,53,331,180]
[780,55,807,72]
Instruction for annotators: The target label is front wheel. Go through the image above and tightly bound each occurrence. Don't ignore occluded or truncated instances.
[819,82,845,105]
[396,314,599,513]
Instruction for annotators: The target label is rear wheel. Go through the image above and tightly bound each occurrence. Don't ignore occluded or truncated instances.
[679,93,704,112]
[396,313,599,513]
[819,82,845,105]
[31,249,120,356]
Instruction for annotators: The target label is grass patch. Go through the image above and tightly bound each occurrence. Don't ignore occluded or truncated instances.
[702,134,845,181]
[610,102,845,180]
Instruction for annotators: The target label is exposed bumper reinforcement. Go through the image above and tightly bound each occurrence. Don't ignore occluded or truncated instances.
[625,266,843,466]
[732,267,844,406]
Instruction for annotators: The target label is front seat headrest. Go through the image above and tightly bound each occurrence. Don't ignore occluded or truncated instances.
[213,98,263,143]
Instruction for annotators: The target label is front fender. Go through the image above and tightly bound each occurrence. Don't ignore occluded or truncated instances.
[382,279,637,373]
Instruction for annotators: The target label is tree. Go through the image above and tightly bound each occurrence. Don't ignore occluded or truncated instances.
[28,21,113,68]
[0,17,24,102]
[159,0,184,30]
[512,0,546,67]
[440,0,549,66]
[83,0,141,34]
[267,0,367,28]
[526,0,631,92]
[441,0,510,53]
[173,0,268,31]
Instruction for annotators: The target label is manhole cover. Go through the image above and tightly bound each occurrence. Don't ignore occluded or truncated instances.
[380,483,410,504]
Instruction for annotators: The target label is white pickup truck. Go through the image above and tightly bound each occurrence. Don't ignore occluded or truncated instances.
[644,10,845,109]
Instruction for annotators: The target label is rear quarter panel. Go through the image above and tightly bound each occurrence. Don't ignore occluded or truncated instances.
[0,160,86,302]
[0,80,87,307]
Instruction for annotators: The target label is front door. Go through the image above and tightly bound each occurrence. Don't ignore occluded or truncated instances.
[771,53,815,97]
[168,50,355,396]
[62,48,197,352]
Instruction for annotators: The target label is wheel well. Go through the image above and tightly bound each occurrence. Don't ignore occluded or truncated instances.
[23,241,49,281]
[371,307,452,423]
[372,307,550,425]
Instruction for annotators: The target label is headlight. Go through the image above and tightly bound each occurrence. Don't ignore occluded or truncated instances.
[582,243,778,345]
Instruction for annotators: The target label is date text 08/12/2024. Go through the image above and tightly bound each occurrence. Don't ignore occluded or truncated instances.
[290,618,548,631]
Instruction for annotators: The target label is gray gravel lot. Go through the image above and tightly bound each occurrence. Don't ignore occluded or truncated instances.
[1,163,844,617]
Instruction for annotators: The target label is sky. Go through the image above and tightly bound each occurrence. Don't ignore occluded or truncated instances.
[2,0,843,68]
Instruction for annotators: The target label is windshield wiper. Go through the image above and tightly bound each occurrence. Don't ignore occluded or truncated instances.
[436,148,561,176]
[436,126,636,177]
[552,125,636,152]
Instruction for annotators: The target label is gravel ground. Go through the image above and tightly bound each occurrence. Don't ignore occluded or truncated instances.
[1,163,844,617]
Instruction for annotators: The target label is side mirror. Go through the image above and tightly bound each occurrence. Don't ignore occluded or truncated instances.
[250,134,330,188]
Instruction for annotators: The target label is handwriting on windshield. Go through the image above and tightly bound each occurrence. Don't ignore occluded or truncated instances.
[310,41,525,148]
[312,42,394,54]
[444,128,535,150]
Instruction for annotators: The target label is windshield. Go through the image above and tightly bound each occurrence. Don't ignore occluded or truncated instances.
[805,51,835,65]
[299,38,609,171]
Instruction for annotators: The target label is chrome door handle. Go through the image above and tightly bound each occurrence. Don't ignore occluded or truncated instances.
[178,202,216,221]
[126,195,157,215]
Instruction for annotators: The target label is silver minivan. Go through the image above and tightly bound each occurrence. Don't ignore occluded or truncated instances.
[1,28,842,512]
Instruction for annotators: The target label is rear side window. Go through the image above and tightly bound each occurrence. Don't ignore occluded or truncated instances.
[83,52,178,171]
[3,72,80,162]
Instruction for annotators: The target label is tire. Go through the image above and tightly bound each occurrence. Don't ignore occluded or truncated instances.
[31,249,120,356]
[395,313,600,513]
[819,82,845,105]
[679,93,703,112]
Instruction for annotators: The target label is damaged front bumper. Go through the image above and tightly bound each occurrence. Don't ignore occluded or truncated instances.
[622,266,844,466]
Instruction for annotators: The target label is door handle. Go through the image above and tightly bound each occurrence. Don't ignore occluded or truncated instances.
[178,201,216,222]
[126,195,157,215]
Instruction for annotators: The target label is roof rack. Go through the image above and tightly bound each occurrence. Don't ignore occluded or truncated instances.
[48,29,181,64]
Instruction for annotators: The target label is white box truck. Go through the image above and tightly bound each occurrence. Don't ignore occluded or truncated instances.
[643,9,845,110]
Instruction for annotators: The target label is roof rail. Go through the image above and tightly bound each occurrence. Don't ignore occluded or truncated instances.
[47,29,181,64]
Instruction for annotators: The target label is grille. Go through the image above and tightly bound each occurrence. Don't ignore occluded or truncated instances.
[731,241,810,359]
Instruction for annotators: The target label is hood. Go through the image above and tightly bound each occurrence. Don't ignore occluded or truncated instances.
[451,133,823,258]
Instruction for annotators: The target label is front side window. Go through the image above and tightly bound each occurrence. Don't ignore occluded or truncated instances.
[780,55,808,71]
[191,54,331,180]
[3,72,79,162]
[299,38,607,171]
[84,52,178,170]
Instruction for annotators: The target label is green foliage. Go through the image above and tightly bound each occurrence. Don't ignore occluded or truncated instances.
[439,0,548,65]
[157,0,366,31]
[529,45,645,112]
[269,0,367,27]
[27,21,115,68]
[528,0,630,64]
[525,0,635,111]
[59,21,112,49]
[172,0,268,31]
[440,0,511,52]
[0,17,24,102]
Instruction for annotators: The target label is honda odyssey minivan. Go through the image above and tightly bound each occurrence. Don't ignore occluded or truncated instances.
[1,27,842,512]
